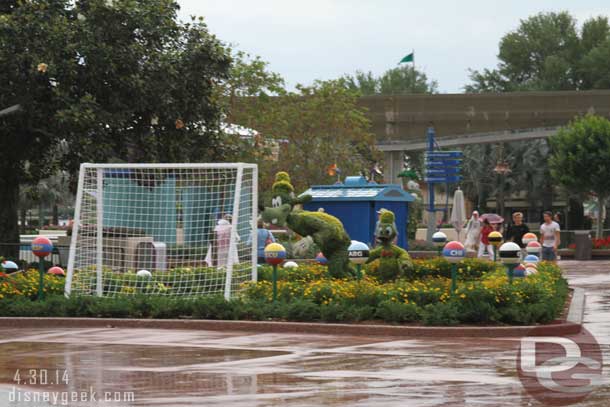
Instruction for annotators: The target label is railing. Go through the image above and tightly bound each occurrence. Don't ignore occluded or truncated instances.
[0,243,68,267]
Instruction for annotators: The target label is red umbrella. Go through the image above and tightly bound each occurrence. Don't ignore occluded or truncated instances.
[480,213,504,224]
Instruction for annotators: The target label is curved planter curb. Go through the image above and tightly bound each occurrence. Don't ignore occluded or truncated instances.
[0,317,581,339]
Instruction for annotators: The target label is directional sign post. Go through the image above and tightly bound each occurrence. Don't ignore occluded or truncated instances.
[425,159,463,167]
[424,176,462,183]
[425,151,464,158]
[424,128,463,242]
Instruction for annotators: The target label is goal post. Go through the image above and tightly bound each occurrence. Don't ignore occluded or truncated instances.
[65,163,258,299]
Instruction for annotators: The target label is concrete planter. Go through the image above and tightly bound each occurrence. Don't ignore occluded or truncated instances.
[559,249,610,259]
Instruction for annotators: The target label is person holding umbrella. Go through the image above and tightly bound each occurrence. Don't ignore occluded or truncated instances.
[478,218,494,259]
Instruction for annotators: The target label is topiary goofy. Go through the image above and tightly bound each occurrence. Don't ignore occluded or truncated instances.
[366,209,413,282]
[261,172,352,278]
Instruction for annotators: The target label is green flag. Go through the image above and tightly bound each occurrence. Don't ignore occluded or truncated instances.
[399,52,414,64]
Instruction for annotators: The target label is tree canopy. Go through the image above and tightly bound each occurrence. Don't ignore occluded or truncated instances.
[549,115,610,237]
[461,11,610,225]
[0,0,231,252]
[341,65,438,95]
[465,12,610,92]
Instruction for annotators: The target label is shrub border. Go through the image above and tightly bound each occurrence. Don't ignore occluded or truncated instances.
[0,288,583,338]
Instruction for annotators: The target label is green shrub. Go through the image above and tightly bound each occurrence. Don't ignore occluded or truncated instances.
[88,297,134,318]
[421,302,460,326]
[375,300,421,323]
[149,297,194,319]
[283,300,319,322]
[191,295,236,320]
[320,303,375,322]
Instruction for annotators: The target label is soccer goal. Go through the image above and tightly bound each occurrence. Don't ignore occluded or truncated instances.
[65,163,258,299]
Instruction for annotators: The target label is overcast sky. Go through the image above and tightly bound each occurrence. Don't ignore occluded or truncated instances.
[177,0,609,93]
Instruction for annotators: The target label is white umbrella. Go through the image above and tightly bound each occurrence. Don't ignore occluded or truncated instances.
[450,188,467,241]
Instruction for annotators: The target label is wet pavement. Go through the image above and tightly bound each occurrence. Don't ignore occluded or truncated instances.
[0,260,608,406]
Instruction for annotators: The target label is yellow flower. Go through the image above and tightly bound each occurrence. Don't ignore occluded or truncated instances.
[37,63,48,73]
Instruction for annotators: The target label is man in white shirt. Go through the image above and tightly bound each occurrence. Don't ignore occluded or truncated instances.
[540,211,561,261]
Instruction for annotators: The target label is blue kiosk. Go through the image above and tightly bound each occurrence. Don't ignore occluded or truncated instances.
[301,176,414,249]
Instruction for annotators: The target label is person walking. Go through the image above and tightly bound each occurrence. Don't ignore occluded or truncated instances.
[505,212,529,248]
[540,211,561,261]
[464,210,481,252]
[478,218,494,259]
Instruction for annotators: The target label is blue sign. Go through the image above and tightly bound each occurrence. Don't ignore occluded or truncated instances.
[442,247,466,258]
[425,159,463,167]
[426,168,461,175]
[425,151,463,159]
[425,176,462,183]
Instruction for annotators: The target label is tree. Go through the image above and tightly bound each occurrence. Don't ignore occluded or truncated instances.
[0,0,231,256]
[463,11,610,226]
[220,52,378,196]
[342,65,438,95]
[466,12,610,92]
[230,79,378,195]
[548,115,610,237]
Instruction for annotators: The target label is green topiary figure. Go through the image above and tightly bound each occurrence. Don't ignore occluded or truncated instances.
[366,209,413,282]
[262,172,352,278]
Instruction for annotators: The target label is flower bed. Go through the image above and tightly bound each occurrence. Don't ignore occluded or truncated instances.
[567,236,610,250]
[0,270,64,299]
[244,259,568,325]
[0,258,568,327]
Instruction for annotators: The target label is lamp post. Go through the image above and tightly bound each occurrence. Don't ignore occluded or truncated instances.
[264,243,286,303]
[442,241,465,295]
[432,231,447,257]
[488,231,503,262]
[31,236,53,301]
[499,242,521,284]
[348,240,369,280]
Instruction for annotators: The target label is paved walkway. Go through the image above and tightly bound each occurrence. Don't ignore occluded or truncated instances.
[0,261,608,406]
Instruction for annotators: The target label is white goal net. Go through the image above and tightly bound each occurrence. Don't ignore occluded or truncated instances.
[65,163,258,299]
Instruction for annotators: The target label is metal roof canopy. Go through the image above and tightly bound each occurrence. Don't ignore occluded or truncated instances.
[300,176,414,202]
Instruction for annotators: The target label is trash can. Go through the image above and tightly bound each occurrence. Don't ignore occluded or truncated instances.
[573,230,592,260]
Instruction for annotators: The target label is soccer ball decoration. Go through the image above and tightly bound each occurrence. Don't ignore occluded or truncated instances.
[523,254,539,264]
[522,233,538,246]
[136,269,152,278]
[1,260,18,272]
[442,241,465,263]
[264,243,287,266]
[348,241,369,265]
[31,236,53,258]
[488,231,503,247]
[315,252,328,265]
[47,266,65,276]
[526,241,542,255]
[284,261,299,269]
[513,264,526,278]
[499,242,521,264]
[432,231,448,247]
